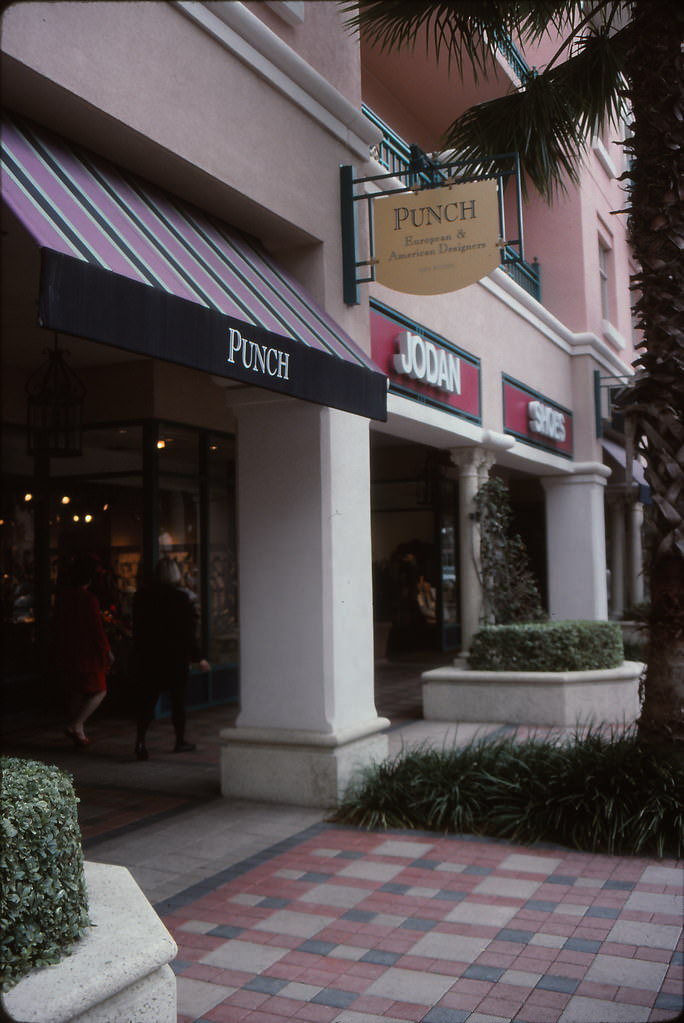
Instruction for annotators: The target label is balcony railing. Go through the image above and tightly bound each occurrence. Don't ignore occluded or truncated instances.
[363,106,541,303]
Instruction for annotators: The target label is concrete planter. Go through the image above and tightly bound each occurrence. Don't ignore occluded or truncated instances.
[2,862,177,1023]
[422,660,644,728]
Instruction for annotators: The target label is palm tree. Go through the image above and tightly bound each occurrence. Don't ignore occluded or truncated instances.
[344,0,684,745]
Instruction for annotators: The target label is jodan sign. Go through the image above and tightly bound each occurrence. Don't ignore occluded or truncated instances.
[373,179,501,295]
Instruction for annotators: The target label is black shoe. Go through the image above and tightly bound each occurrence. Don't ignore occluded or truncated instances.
[135,741,149,761]
[173,741,196,753]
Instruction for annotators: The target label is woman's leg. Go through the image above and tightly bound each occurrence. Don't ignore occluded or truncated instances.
[72,690,106,734]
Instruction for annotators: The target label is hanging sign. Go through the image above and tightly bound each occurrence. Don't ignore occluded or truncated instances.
[372,179,501,295]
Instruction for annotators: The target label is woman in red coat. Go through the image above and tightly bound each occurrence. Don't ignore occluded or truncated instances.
[54,554,112,747]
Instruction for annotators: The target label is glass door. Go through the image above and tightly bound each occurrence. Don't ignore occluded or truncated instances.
[436,475,460,651]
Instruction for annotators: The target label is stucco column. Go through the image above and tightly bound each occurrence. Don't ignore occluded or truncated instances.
[542,463,611,621]
[449,448,495,652]
[220,399,388,806]
[628,496,645,607]
[609,495,626,618]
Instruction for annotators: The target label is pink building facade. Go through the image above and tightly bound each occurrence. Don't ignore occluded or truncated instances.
[1,2,640,804]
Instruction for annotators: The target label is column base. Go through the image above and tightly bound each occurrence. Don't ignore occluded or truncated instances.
[220,719,389,807]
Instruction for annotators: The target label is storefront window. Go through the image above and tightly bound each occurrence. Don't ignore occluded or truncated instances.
[1,418,238,706]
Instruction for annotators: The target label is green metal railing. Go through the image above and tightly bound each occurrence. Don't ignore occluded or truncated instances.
[363,107,541,302]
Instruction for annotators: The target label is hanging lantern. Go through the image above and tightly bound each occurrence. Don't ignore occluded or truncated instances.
[26,335,86,457]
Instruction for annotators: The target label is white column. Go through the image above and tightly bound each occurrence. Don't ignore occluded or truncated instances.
[609,496,626,618]
[449,448,495,653]
[220,400,388,806]
[628,497,645,607]
[542,464,610,621]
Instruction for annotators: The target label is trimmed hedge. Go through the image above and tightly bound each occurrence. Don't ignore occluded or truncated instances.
[0,757,90,992]
[468,620,624,672]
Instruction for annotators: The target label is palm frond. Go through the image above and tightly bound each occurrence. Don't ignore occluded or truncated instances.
[441,22,632,199]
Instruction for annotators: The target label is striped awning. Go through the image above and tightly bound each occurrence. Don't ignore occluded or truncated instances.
[1,111,387,420]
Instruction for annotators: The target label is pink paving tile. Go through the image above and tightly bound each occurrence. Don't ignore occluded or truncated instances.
[600,941,638,957]
[510,955,562,974]
[180,963,228,982]
[477,993,528,1017]
[475,950,518,968]
[344,961,386,980]
[556,949,594,967]
[204,1005,250,1022]
[243,1011,298,1023]
[293,1003,340,1023]
[297,967,346,986]
[348,993,396,1013]
[439,990,484,1011]
[576,980,619,999]
[336,971,374,994]
[426,959,465,977]
[452,979,495,998]
[618,986,658,1007]
[515,1002,563,1022]
[225,989,269,1009]
[387,1000,431,1021]
[638,947,678,963]
[524,987,572,1009]
[213,968,256,988]
[260,962,303,982]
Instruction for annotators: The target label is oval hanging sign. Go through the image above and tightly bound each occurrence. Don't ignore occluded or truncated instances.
[372,179,501,295]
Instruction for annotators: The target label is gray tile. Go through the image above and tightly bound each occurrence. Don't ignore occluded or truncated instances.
[463,964,505,981]
[606,920,682,950]
[300,883,369,909]
[338,860,405,882]
[559,996,652,1022]
[365,966,456,1005]
[446,902,518,927]
[201,938,290,972]
[474,876,540,899]
[641,865,684,887]
[361,949,402,965]
[501,969,543,987]
[311,987,357,1008]
[252,909,335,938]
[244,975,287,994]
[626,891,683,916]
[279,981,324,1001]
[537,974,578,993]
[373,839,436,858]
[411,931,491,963]
[299,939,337,955]
[498,853,562,874]
[176,977,236,1017]
[585,953,668,990]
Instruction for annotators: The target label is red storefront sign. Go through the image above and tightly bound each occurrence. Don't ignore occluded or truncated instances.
[371,306,481,422]
[503,376,573,457]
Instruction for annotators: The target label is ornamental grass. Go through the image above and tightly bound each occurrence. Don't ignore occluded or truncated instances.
[332,727,683,858]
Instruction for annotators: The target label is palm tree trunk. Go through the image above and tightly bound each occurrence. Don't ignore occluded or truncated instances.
[624,0,684,744]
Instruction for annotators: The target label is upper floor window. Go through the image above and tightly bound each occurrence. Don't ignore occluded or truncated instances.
[599,239,612,320]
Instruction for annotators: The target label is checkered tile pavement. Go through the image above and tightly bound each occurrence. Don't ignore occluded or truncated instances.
[160,825,683,1023]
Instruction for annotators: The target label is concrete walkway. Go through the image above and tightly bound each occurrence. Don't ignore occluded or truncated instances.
[2,659,682,1023]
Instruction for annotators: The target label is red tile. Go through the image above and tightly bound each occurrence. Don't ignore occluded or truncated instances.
[524,987,571,1009]
[575,980,619,999]
[478,994,527,1016]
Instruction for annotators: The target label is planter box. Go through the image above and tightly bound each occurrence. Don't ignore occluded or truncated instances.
[422,660,643,728]
[2,862,177,1023]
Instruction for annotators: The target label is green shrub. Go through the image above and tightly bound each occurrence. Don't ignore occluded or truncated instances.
[0,757,90,992]
[332,728,684,857]
[468,620,624,671]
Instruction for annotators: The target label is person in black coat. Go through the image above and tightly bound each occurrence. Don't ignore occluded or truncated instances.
[132,556,209,761]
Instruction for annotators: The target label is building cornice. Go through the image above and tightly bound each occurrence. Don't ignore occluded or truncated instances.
[173,1,380,159]
[483,268,633,379]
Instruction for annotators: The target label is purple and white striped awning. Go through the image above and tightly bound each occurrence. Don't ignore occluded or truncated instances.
[1,112,387,420]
